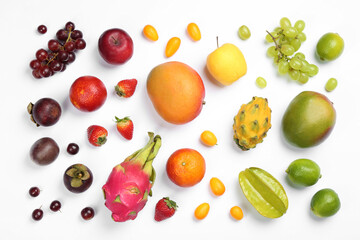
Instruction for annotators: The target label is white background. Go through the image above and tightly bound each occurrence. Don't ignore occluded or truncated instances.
[1,0,359,239]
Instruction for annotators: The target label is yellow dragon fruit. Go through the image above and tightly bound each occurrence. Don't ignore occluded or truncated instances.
[233,97,271,150]
[102,132,161,222]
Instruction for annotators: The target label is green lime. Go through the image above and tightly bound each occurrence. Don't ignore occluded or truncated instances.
[286,158,321,186]
[311,188,340,217]
[316,32,344,61]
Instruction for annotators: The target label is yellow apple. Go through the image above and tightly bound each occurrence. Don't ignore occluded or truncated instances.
[206,43,247,86]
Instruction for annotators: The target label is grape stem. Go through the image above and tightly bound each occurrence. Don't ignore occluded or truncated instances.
[66,30,73,43]
[46,30,73,65]
[266,30,286,63]
[266,31,278,47]
[46,53,59,65]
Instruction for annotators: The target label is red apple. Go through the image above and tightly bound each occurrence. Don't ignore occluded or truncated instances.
[98,28,133,65]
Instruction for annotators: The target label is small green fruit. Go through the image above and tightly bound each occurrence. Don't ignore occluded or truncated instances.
[311,188,340,217]
[316,33,344,61]
[282,91,336,148]
[286,159,321,186]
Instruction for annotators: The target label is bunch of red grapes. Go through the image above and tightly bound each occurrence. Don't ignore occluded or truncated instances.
[30,21,86,79]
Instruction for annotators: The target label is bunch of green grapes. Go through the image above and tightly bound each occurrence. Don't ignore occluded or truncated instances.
[266,17,319,84]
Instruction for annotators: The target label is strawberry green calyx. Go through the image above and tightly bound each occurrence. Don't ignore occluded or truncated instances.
[115,116,130,123]
[115,85,126,97]
[96,136,107,146]
[164,197,178,210]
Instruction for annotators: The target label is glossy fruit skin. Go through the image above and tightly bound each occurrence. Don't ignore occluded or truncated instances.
[67,143,79,155]
[282,91,336,148]
[238,25,251,40]
[316,33,344,61]
[98,28,133,65]
[166,148,206,187]
[286,158,321,187]
[30,137,59,165]
[165,37,181,58]
[147,61,205,125]
[81,207,95,220]
[206,43,247,86]
[325,78,338,92]
[311,188,340,217]
[230,206,244,220]
[32,209,43,221]
[29,98,62,127]
[29,187,40,197]
[143,25,158,41]
[115,79,138,98]
[187,23,201,41]
[154,197,178,222]
[37,25,47,34]
[115,116,133,140]
[63,164,93,193]
[200,131,217,146]
[238,167,288,218]
[209,177,225,196]
[87,125,108,146]
[69,76,107,112]
[50,200,61,212]
[194,203,210,220]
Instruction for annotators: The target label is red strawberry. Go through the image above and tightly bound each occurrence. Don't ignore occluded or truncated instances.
[87,125,108,147]
[154,197,178,222]
[115,116,133,140]
[115,79,138,98]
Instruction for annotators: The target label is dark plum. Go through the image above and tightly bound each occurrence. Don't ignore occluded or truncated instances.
[28,98,61,127]
[30,137,59,165]
[63,164,93,193]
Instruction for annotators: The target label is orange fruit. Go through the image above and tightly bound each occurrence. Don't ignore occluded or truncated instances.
[166,148,206,187]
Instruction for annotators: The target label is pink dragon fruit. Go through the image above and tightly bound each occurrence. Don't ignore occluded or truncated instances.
[102,132,161,222]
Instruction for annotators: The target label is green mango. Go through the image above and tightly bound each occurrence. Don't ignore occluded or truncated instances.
[282,91,336,148]
[238,167,288,218]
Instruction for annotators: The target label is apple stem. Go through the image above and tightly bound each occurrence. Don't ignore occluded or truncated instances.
[111,36,119,45]
[216,36,219,48]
